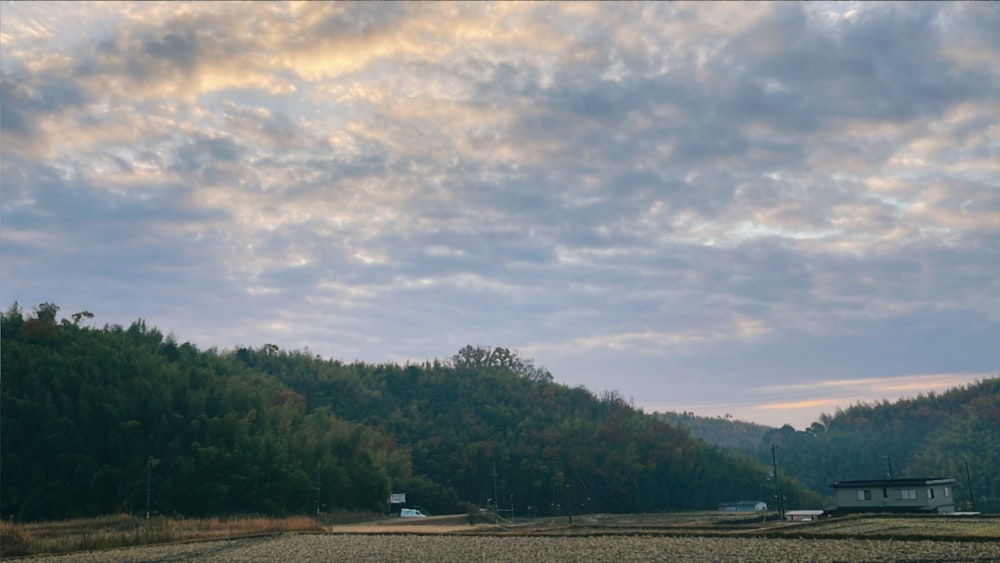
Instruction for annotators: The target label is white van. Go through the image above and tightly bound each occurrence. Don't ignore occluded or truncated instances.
[400,508,427,518]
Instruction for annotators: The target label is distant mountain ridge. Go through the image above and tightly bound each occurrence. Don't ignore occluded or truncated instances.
[654,411,773,449]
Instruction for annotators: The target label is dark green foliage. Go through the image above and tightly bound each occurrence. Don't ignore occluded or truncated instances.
[655,411,773,449]
[2,305,819,521]
[1,304,400,520]
[209,345,824,516]
[725,378,1000,512]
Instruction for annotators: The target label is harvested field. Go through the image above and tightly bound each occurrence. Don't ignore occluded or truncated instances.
[6,513,999,562]
[768,513,1000,540]
[12,533,1000,562]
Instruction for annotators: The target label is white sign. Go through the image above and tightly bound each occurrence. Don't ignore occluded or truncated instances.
[389,493,406,504]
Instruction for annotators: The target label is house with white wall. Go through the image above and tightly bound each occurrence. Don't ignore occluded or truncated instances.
[831,477,956,514]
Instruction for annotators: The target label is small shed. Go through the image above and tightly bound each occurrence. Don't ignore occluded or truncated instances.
[830,477,956,514]
[718,500,767,512]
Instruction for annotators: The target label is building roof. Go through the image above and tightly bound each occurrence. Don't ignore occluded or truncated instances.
[718,500,767,508]
[830,477,955,489]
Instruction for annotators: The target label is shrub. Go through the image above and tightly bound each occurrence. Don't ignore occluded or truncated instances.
[0,520,33,556]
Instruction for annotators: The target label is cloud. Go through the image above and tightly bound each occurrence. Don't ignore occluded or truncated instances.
[756,399,839,412]
[1,2,997,428]
[0,68,90,152]
[746,372,997,426]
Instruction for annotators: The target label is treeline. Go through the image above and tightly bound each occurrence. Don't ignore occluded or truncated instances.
[1,303,403,520]
[754,378,1000,511]
[659,378,1000,512]
[1,302,821,521]
[655,411,774,449]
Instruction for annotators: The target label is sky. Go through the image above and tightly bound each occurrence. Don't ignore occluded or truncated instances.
[2,2,998,429]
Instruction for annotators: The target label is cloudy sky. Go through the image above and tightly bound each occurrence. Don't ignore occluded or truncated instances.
[2,2,998,428]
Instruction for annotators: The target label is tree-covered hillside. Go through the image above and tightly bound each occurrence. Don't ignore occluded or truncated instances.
[1,303,821,521]
[1,303,404,520]
[744,378,1000,512]
[652,379,1000,513]
[655,411,773,449]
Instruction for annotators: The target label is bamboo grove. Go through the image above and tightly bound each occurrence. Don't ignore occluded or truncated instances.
[2,302,821,520]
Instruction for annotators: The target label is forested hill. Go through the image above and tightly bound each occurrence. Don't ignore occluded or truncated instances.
[748,377,1000,511]
[665,377,1000,512]
[1,303,822,521]
[654,411,773,449]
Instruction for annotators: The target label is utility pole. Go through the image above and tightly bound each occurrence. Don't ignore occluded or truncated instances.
[315,460,322,517]
[770,444,785,521]
[882,454,894,480]
[964,457,976,512]
[492,463,499,524]
[567,483,573,525]
[145,456,153,520]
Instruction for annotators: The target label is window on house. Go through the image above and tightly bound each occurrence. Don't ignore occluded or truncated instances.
[882,487,888,499]
[857,490,872,501]
[944,487,951,498]
[896,489,917,500]
[927,488,935,499]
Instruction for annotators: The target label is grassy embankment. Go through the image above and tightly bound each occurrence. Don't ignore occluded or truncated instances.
[0,511,379,558]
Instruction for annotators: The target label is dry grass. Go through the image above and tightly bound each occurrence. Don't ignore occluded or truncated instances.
[0,520,34,557]
[762,512,1000,541]
[5,511,998,559]
[0,513,329,557]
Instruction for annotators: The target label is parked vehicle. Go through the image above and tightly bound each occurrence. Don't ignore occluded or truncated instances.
[400,508,427,518]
